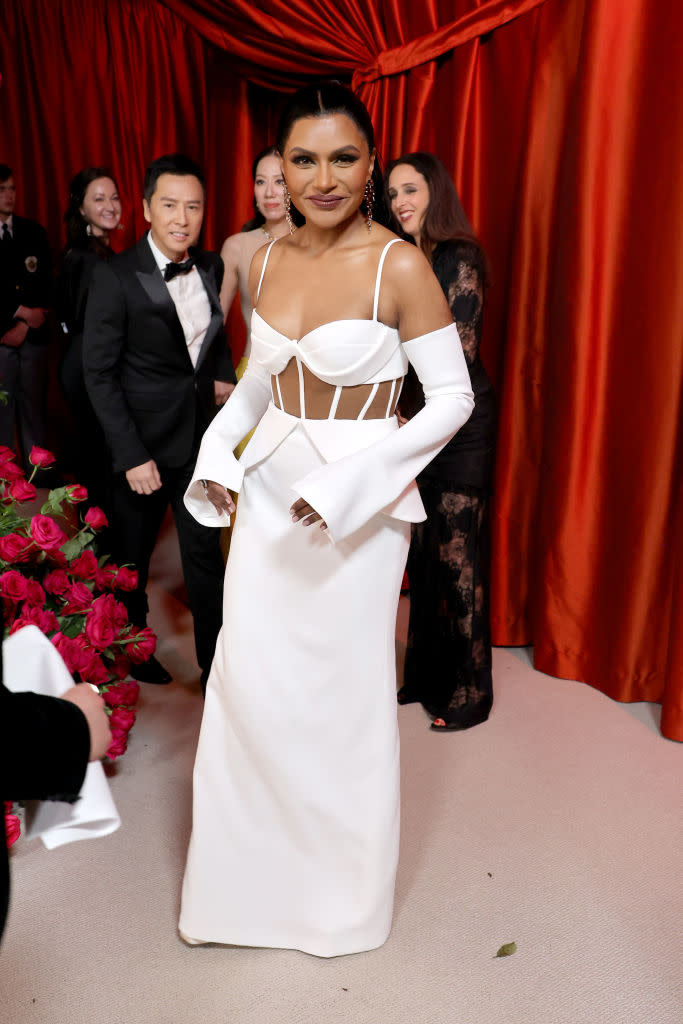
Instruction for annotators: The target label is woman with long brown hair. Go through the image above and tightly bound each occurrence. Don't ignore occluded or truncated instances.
[387,152,495,731]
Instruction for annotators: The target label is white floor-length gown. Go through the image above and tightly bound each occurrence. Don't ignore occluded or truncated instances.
[179,239,474,957]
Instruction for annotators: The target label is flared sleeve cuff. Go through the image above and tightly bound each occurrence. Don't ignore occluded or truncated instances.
[184,361,272,526]
[293,323,474,543]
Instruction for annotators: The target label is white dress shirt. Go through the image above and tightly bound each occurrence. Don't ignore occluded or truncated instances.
[147,231,210,368]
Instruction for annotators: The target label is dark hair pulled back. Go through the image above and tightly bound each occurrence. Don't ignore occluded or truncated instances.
[276,81,389,228]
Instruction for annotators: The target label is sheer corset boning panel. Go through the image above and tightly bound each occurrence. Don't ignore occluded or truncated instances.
[271,358,404,420]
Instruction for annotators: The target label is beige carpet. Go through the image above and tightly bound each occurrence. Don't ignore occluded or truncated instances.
[2,517,681,1024]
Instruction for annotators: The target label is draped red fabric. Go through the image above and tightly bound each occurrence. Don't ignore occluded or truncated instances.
[1,0,681,738]
[0,0,249,252]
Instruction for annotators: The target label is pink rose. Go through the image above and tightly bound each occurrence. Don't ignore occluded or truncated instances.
[8,618,31,636]
[43,569,70,596]
[125,626,157,664]
[106,728,128,760]
[0,533,34,564]
[4,803,20,848]
[85,610,117,651]
[20,605,60,635]
[28,446,56,468]
[84,594,126,650]
[109,706,136,733]
[94,565,118,591]
[70,550,98,580]
[115,566,138,592]
[80,652,110,686]
[66,484,88,503]
[24,579,45,606]
[0,446,16,463]
[51,632,78,672]
[51,633,92,678]
[9,478,36,503]
[61,581,95,614]
[0,570,29,601]
[70,635,100,676]
[84,507,108,531]
[0,461,24,483]
[103,679,139,706]
[29,515,68,552]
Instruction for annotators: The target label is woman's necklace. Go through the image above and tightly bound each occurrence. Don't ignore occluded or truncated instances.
[261,225,273,241]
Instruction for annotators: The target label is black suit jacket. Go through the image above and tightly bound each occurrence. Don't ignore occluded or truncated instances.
[0,214,51,340]
[82,235,236,474]
[0,653,90,943]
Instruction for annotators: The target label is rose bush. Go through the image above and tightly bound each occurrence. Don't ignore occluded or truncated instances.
[1,446,154,848]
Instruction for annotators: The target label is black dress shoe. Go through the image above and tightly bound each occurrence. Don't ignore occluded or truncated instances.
[130,656,172,685]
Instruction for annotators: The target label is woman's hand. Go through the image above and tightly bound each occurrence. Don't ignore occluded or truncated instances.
[290,497,327,531]
[204,481,236,517]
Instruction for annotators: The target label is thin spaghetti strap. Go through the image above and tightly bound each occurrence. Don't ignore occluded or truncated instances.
[372,238,401,320]
[256,240,277,301]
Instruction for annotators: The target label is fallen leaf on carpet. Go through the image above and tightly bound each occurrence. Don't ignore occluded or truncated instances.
[495,942,517,958]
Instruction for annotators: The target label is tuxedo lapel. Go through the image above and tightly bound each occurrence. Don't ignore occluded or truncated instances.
[134,236,177,316]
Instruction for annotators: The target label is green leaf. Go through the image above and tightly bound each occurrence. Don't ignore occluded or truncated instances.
[61,614,87,638]
[495,942,517,958]
[40,486,70,517]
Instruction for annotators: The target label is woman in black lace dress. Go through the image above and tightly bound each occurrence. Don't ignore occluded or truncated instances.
[387,153,495,730]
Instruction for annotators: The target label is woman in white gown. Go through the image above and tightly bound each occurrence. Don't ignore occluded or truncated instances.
[179,82,474,958]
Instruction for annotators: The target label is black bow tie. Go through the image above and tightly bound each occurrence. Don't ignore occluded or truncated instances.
[164,257,195,282]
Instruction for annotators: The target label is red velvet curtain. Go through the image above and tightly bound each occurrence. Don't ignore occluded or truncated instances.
[0,0,246,251]
[2,0,681,738]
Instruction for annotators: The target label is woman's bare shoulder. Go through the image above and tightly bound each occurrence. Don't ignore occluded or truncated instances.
[220,228,265,260]
[380,237,434,290]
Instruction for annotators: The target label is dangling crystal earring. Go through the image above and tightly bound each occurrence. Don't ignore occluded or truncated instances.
[363,179,374,231]
[282,182,295,234]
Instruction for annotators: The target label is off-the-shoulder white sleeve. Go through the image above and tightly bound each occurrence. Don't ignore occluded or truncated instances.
[293,322,474,543]
[184,357,272,526]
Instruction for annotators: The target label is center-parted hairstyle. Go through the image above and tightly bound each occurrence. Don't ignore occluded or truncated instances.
[242,146,278,232]
[276,81,390,228]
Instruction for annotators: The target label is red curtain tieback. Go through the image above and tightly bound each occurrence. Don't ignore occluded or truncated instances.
[352,0,549,88]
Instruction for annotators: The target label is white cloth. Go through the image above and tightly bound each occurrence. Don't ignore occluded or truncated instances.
[179,242,474,956]
[147,231,210,367]
[3,625,120,850]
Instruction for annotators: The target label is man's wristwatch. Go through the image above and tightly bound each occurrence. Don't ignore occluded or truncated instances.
[199,479,209,495]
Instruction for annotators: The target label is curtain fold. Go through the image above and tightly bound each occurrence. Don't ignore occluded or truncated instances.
[2,0,680,738]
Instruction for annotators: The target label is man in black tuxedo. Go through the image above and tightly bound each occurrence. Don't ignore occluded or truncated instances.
[83,154,236,690]
[0,164,52,477]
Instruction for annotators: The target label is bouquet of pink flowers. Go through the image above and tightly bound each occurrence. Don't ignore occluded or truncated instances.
[0,444,155,768]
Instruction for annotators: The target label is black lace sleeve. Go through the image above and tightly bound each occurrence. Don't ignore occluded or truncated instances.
[433,241,484,366]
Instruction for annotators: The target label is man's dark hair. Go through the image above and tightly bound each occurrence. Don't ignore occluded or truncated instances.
[0,164,13,183]
[143,154,204,203]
